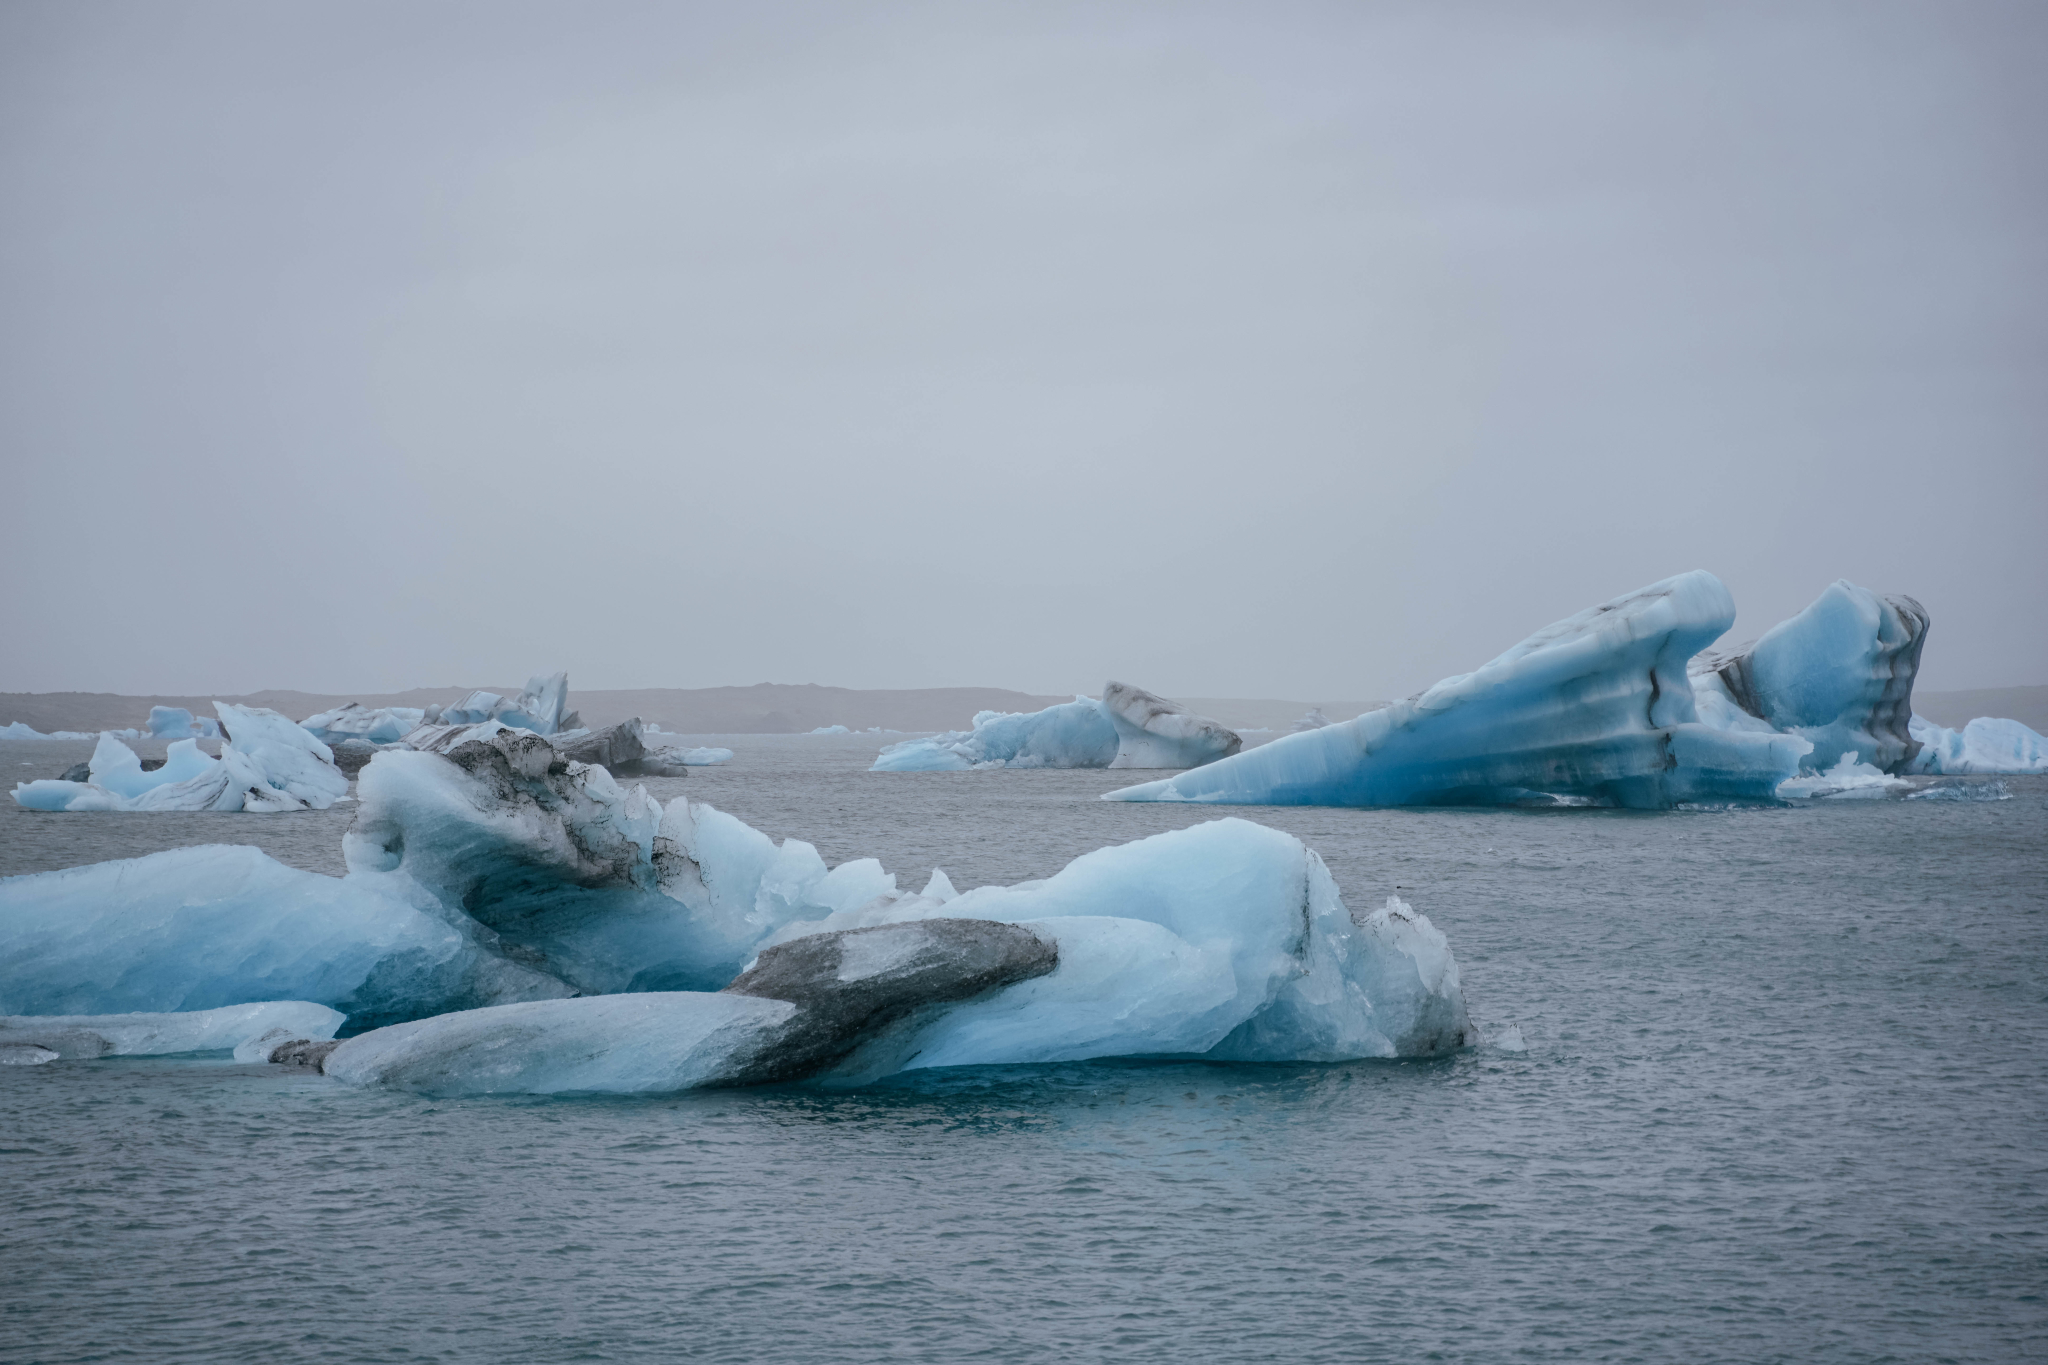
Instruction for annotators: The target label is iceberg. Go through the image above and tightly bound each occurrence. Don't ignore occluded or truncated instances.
[1108,572,1810,809]
[1775,752,1911,800]
[0,722,94,741]
[674,746,732,766]
[147,706,220,740]
[810,725,853,735]
[12,705,349,813]
[300,702,427,746]
[323,819,1470,1096]
[0,844,572,1027]
[1291,709,1334,732]
[872,684,1239,772]
[440,672,569,735]
[1689,581,1928,773]
[1906,715,2048,776]
[0,1001,344,1060]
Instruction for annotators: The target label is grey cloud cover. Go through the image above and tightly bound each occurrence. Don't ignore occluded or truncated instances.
[3,0,2042,698]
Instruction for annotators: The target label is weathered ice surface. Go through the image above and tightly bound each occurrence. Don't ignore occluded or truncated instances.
[1099,682,1242,769]
[0,1001,344,1059]
[322,919,1060,1097]
[872,684,1239,772]
[330,738,379,777]
[1108,572,1809,809]
[1690,580,1929,773]
[0,845,572,1027]
[322,993,798,1096]
[148,706,219,739]
[13,705,350,813]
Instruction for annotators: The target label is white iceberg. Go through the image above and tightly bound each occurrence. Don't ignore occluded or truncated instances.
[1107,572,1810,809]
[810,725,852,735]
[147,706,220,740]
[301,703,427,746]
[0,722,95,741]
[674,746,732,766]
[0,1001,344,1059]
[872,684,1239,772]
[12,705,349,813]
[1906,715,2048,776]
[0,844,573,1027]
[1690,581,1927,773]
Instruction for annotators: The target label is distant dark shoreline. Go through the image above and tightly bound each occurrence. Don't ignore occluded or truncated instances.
[0,683,1396,738]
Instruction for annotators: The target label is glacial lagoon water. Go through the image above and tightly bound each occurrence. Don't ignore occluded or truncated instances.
[3,733,2045,1363]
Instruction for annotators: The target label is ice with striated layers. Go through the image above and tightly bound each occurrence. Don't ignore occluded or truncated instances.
[1107,572,1810,810]
[1689,580,1927,773]
[440,673,569,735]
[13,704,350,813]
[872,684,1239,772]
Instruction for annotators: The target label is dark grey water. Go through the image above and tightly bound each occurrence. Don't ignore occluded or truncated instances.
[4,736,2045,1363]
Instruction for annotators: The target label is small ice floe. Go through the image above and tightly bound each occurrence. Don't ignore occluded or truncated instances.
[1776,752,1911,800]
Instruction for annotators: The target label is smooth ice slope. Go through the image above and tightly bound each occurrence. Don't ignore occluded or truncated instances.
[1690,581,1928,772]
[1106,572,1810,809]
[872,685,1239,772]
[0,1001,343,1059]
[0,845,571,1027]
[1907,715,2048,775]
[13,706,348,812]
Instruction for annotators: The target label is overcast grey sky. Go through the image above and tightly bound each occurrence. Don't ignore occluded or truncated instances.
[3,1,2042,700]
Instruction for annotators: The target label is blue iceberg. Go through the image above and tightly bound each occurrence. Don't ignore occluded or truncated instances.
[12,705,350,813]
[147,706,220,740]
[301,702,427,746]
[872,683,1239,772]
[1907,716,2048,775]
[439,672,570,735]
[1107,571,1809,809]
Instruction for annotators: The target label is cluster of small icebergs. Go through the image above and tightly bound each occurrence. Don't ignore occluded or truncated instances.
[0,725,1474,1095]
[9,673,727,814]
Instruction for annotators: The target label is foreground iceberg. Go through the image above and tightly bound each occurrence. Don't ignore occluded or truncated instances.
[1109,572,1809,809]
[1907,715,2048,775]
[872,684,1240,772]
[1690,581,1928,772]
[5,727,1471,1081]
[0,1001,343,1059]
[12,705,350,813]
[322,819,1470,1096]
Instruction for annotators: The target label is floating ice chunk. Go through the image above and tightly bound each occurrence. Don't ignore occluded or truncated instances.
[0,722,94,741]
[1099,682,1242,769]
[147,706,219,739]
[300,703,426,746]
[1776,752,1911,800]
[674,747,732,766]
[810,725,852,735]
[215,704,349,807]
[1491,1023,1528,1052]
[1906,715,2048,775]
[0,1001,344,1059]
[1690,581,1927,772]
[0,845,572,1027]
[1108,572,1809,809]
[1906,779,2012,802]
[0,1043,58,1065]
[921,868,959,902]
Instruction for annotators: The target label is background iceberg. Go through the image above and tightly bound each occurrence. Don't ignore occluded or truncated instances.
[301,702,427,746]
[12,705,349,813]
[1907,715,2048,775]
[0,1001,343,1059]
[147,706,220,739]
[872,684,1238,772]
[1108,572,1809,809]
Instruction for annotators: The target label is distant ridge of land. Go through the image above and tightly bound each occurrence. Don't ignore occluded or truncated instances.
[3,682,2037,738]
